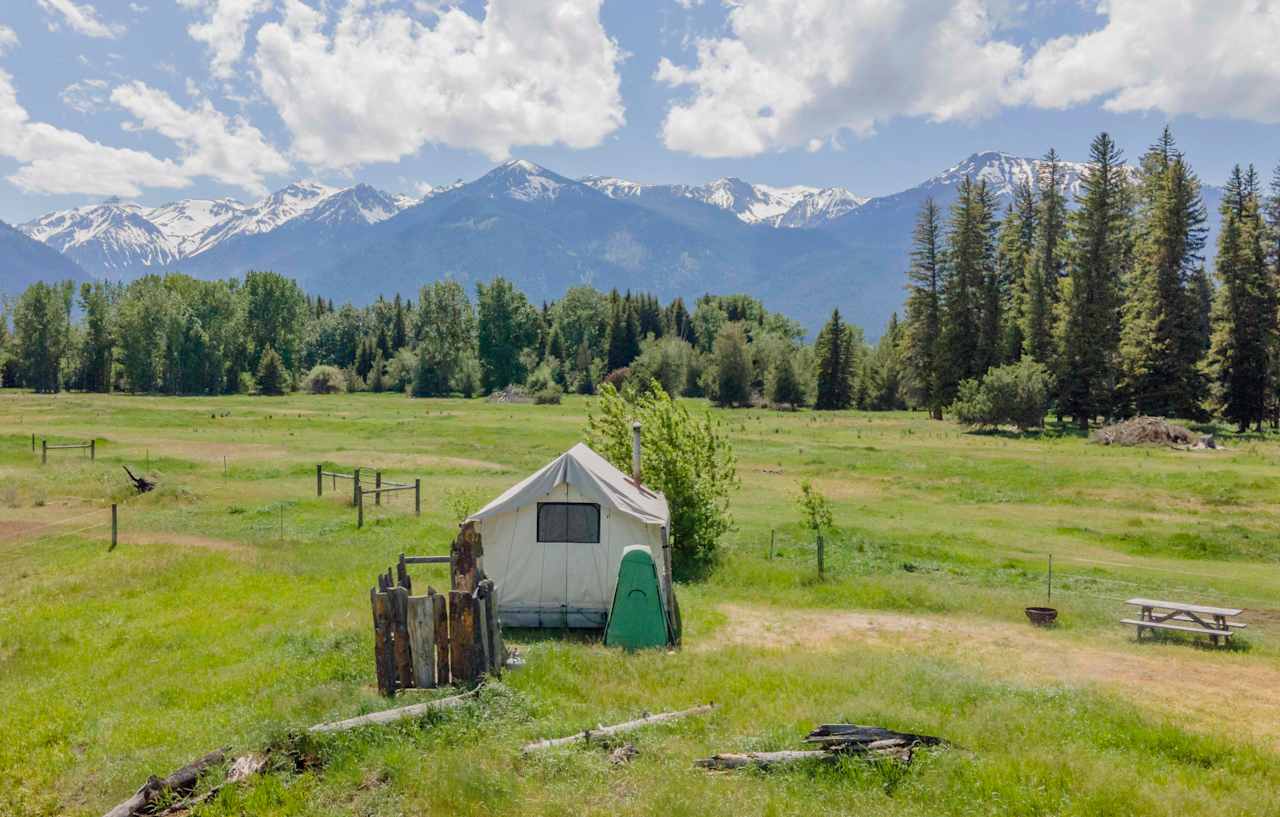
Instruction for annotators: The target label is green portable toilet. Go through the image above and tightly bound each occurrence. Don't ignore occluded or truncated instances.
[604,545,671,650]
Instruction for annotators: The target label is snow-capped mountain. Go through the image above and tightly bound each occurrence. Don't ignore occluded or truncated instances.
[21,199,180,273]
[775,187,869,228]
[471,159,587,202]
[924,151,1096,201]
[581,174,864,228]
[19,181,416,277]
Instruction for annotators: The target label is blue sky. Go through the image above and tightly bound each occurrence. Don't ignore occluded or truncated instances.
[2,1,1279,224]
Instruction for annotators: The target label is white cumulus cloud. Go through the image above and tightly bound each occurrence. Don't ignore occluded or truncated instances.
[59,78,110,113]
[0,70,188,196]
[254,0,625,169]
[0,71,289,197]
[177,0,272,80]
[111,81,290,195]
[37,0,124,39]
[656,0,1023,158]
[0,26,19,55]
[1015,0,1280,123]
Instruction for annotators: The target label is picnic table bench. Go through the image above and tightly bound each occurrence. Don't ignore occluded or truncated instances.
[1122,598,1244,645]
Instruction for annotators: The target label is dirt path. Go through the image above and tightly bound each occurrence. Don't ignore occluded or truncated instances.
[706,603,1280,749]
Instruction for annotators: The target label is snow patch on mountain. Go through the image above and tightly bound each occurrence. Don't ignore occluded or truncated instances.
[21,200,179,271]
[776,188,868,228]
[581,174,861,227]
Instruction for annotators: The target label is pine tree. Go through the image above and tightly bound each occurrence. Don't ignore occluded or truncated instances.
[1023,148,1068,364]
[368,349,386,392]
[1209,166,1276,431]
[997,178,1036,362]
[940,176,998,401]
[1118,127,1208,418]
[767,349,805,408]
[390,294,407,352]
[902,198,945,418]
[1057,132,1132,429]
[814,308,854,410]
[256,345,287,395]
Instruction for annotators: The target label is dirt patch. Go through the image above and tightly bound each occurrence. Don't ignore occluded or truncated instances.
[707,603,1280,749]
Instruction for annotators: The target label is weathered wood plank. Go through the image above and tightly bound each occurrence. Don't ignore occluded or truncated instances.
[1125,598,1243,617]
[407,594,436,688]
[449,590,477,683]
[432,591,450,684]
[389,586,414,691]
[521,704,716,753]
[371,588,394,696]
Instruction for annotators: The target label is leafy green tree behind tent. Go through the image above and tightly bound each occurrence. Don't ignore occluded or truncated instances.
[477,277,539,392]
[587,381,738,580]
[710,322,753,407]
[767,347,806,408]
[1056,132,1133,429]
[77,282,114,393]
[413,280,475,396]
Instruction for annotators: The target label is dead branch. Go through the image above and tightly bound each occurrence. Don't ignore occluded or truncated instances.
[307,689,476,734]
[521,703,715,754]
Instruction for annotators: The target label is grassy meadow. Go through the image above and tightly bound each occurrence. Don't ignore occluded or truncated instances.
[2,390,1279,816]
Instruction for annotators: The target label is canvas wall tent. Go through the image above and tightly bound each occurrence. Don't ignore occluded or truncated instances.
[466,443,672,630]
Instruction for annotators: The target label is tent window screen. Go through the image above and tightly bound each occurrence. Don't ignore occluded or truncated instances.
[537,503,601,543]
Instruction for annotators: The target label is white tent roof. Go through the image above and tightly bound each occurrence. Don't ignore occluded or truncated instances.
[467,443,669,526]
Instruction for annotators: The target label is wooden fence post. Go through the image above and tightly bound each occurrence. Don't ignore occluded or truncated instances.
[371,589,395,696]
[396,554,412,594]
[451,521,482,593]
[31,433,35,452]
[90,439,95,461]
[415,479,421,516]
[41,440,46,465]
[432,592,450,684]
[388,586,414,691]
[358,487,364,529]
[817,532,825,579]
[110,503,118,550]
[316,464,322,497]
[375,471,382,507]
[407,594,436,688]
[353,467,361,506]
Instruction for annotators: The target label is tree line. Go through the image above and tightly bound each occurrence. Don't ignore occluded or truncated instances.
[0,270,863,406]
[825,126,1280,432]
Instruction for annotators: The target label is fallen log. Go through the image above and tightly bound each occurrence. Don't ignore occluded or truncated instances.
[521,703,716,753]
[101,750,225,817]
[695,750,829,770]
[805,724,946,750]
[307,689,476,734]
[152,753,267,817]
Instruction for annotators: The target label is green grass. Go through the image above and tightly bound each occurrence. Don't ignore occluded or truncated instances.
[2,391,1279,816]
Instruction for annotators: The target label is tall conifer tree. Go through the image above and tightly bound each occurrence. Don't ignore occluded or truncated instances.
[1023,149,1068,364]
[1209,166,1276,431]
[940,176,997,401]
[1057,132,1132,429]
[814,308,854,410]
[902,198,946,418]
[1118,127,1208,418]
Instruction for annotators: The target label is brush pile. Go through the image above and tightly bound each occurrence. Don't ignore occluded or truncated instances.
[695,724,947,770]
[1093,416,1214,448]
[485,385,532,404]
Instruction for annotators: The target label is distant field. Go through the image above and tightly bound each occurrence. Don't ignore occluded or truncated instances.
[2,391,1279,817]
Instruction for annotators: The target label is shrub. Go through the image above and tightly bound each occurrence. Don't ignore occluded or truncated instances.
[951,358,1052,431]
[587,381,738,580]
[631,336,693,398]
[255,346,288,395]
[533,385,563,405]
[343,366,365,393]
[387,348,417,393]
[303,365,346,394]
[601,367,630,392]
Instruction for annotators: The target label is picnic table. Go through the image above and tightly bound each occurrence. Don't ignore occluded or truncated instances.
[1122,598,1245,645]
